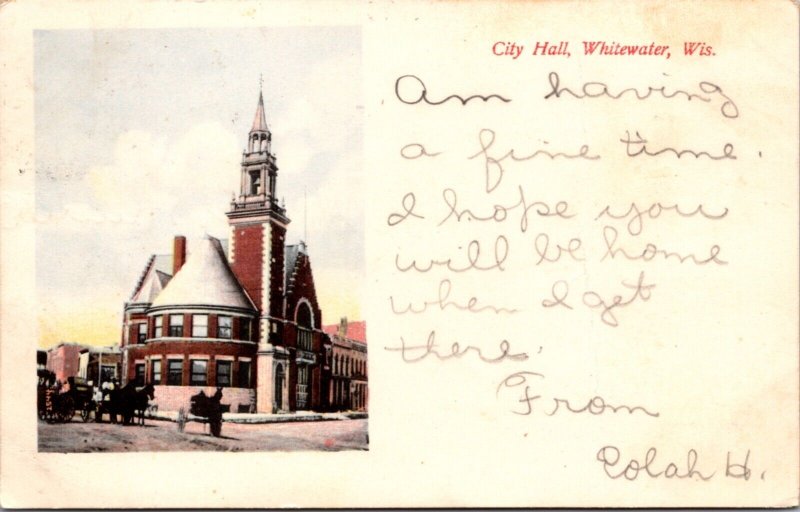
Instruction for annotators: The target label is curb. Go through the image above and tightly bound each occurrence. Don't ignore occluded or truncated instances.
[145,410,368,424]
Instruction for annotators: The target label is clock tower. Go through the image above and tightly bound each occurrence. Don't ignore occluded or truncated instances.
[226,90,290,346]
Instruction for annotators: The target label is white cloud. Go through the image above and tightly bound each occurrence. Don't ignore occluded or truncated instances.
[86,123,239,231]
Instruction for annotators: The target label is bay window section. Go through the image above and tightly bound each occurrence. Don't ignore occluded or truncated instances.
[192,314,208,338]
[168,314,183,337]
[190,359,207,385]
[154,316,163,338]
[240,320,251,342]
[167,359,182,385]
[217,316,232,339]
[216,360,232,387]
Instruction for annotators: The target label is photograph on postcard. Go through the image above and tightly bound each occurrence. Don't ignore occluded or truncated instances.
[35,27,367,452]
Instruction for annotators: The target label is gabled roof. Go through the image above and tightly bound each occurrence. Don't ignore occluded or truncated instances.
[129,255,172,303]
[251,91,269,133]
[151,236,256,311]
[284,243,302,289]
[130,265,171,304]
[323,320,367,344]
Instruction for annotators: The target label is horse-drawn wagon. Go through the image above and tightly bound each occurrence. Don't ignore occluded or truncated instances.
[177,387,225,437]
[37,373,95,423]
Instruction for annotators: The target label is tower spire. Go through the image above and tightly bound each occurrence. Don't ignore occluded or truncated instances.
[251,89,268,133]
[246,80,271,155]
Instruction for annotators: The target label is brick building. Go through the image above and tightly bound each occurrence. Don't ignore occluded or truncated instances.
[120,91,367,414]
[46,342,87,384]
[324,319,367,411]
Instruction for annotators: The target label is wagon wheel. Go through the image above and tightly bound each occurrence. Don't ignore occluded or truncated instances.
[45,406,57,423]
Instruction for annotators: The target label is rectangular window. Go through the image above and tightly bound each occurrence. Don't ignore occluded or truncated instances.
[297,328,312,350]
[240,320,251,341]
[216,360,232,387]
[190,360,207,386]
[134,363,145,387]
[167,359,183,385]
[217,316,232,339]
[297,366,309,409]
[137,323,147,343]
[151,360,161,384]
[154,316,163,338]
[192,314,208,338]
[169,314,184,337]
[238,361,251,387]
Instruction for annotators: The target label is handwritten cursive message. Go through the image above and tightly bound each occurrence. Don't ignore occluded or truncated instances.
[379,60,774,486]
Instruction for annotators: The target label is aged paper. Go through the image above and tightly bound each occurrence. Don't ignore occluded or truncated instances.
[1,0,798,508]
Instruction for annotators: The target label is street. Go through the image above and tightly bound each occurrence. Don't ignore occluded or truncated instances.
[38,417,368,452]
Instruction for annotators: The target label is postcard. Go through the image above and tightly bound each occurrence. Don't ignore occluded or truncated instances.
[0,0,797,508]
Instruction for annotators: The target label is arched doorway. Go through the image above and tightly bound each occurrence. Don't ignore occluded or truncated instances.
[275,364,284,411]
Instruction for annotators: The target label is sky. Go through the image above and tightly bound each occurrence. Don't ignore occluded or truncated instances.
[35,27,363,348]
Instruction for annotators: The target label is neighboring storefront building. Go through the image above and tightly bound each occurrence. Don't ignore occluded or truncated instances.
[324,319,367,411]
[78,346,121,386]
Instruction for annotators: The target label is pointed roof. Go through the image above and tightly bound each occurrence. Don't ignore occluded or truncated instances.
[151,236,256,311]
[251,91,269,133]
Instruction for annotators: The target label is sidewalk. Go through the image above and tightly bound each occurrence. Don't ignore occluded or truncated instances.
[146,409,368,424]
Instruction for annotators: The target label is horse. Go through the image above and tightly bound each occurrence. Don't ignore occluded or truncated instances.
[96,383,120,424]
[133,384,155,426]
[116,382,155,426]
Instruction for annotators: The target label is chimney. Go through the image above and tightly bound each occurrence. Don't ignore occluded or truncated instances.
[173,235,187,275]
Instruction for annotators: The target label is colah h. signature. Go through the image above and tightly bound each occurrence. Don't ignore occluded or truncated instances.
[596,446,762,482]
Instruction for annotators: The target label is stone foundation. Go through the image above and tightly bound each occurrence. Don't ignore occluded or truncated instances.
[151,385,255,413]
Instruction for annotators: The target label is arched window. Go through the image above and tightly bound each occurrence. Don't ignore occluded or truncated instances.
[296,302,313,329]
[296,302,313,350]
[250,171,260,195]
